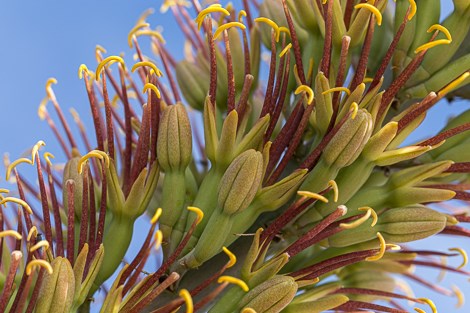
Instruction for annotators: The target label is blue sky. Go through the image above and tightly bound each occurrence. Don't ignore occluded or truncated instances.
[0,1,468,311]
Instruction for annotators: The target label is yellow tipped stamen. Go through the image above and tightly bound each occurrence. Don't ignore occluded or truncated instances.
[179,289,193,313]
[322,0,327,3]
[363,77,374,83]
[43,152,55,168]
[349,102,358,119]
[137,8,155,23]
[354,3,382,26]
[408,0,417,20]
[322,87,351,96]
[437,256,447,282]
[417,298,437,313]
[238,10,247,23]
[415,39,451,53]
[297,191,328,203]
[0,230,22,240]
[6,158,33,181]
[150,208,163,224]
[278,26,291,37]
[45,78,57,93]
[438,72,470,97]
[161,0,191,14]
[196,5,230,30]
[414,309,426,313]
[328,180,339,202]
[294,85,315,105]
[187,206,204,225]
[279,43,292,58]
[27,226,38,242]
[26,259,53,275]
[78,64,90,79]
[29,240,50,252]
[366,232,386,261]
[254,17,280,41]
[128,22,150,48]
[31,140,46,164]
[96,56,126,81]
[95,45,107,58]
[340,209,372,229]
[387,244,401,251]
[132,61,163,77]
[428,24,452,41]
[0,188,10,194]
[359,206,378,227]
[306,58,314,83]
[449,247,468,269]
[143,83,162,99]
[213,22,246,40]
[242,309,257,313]
[222,246,237,268]
[0,197,33,214]
[452,285,464,308]
[78,151,104,174]
[217,276,249,292]
[154,230,163,250]
[134,29,166,46]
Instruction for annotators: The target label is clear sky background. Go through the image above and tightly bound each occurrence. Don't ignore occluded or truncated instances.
[0,1,468,312]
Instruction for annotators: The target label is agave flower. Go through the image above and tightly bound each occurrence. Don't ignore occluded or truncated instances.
[1,0,470,312]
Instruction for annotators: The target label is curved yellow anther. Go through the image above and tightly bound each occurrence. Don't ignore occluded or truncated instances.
[387,243,401,251]
[96,56,126,81]
[38,97,49,120]
[187,206,204,225]
[242,309,257,313]
[0,197,33,214]
[96,45,107,55]
[428,24,452,41]
[349,102,358,119]
[143,83,162,99]
[154,230,163,250]
[278,26,291,37]
[417,298,437,313]
[366,232,386,261]
[408,0,417,20]
[363,77,374,83]
[238,10,247,23]
[45,78,57,94]
[217,276,249,292]
[132,61,163,77]
[449,247,468,269]
[0,230,22,240]
[0,188,9,194]
[179,289,193,313]
[355,3,382,26]
[327,180,339,202]
[27,226,38,242]
[31,140,46,164]
[414,309,426,313]
[279,43,292,58]
[359,206,378,227]
[297,191,328,203]
[322,87,351,96]
[151,208,163,224]
[161,0,191,14]
[222,246,237,268]
[78,64,90,79]
[137,8,155,23]
[29,240,50,252]
[78,151,102,174]
[6,158,32,181]
[128,22,150,48]
[254,17,280,41]
[43,152,55,167]
[294,85,315,105]
[340,209,372,229]
[214,22,246,40]
[452,285,464,308]
[415,39,451,54]
[322,0,327,3]
[26,259,53,275]
[196,5,230,30]
[438,72,469,97]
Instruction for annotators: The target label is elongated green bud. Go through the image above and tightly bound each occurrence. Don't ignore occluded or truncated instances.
[175,60,209,110]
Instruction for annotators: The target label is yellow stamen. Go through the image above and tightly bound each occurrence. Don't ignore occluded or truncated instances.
[417,298,437,313]
[254,17,280,41]
[0,197,33,214]
[0,188,9,194]
[340,209,372,229]
[29,240,50,252]
[213,22,246,40]
[322,87,351,96]
[196,5,230,30]
[279,43,292,58]
[95,45,107,61]
[414,309,425,313]
[222,246,237,268]
[6,158,33,181]
[0,230,22,240]
[322,0,327,3]
[363,77,373,83]
[154,230,163,250]
[328,180,339,202]
[43,152,55,168]
[428,24,452,41]
[45,78,57,94]
[96,56,126,81]
[449,247,468,269]
[26,259,53,275]
[349,102,358,119]
[452,285,464,308]
[134,29,166,46]
[242,309,257,313]
[78,151,104,174]
[31,140,46,164]
[366,232,386,261]
[306,58,314,83]
[238,10,247,23]
[150,208,163,224]
[438,72,469,97]
[179,289,193,313]
[359,206,378,227]
[143,83,162,99]
[132,61,163,77]
[27,226,38,242]
[354,3,382,26]
[408,0,417,20]
[187,206,204,225]
[78,64,89,79]
[128,22,150,48]
[297,191,328,203]
[217,276,249,292]
[137,8,155,23]
[415,39,451,53]
[160,1,191,14]
[278,26,291,37]
[294,85,315,105]
[387,244,401,251]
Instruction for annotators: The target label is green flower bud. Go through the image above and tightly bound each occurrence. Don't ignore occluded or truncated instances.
[62,156,83,218]
[340,270,396,302]
[284,294,350,313]
[75,244,104,307]
[175,60,209,111]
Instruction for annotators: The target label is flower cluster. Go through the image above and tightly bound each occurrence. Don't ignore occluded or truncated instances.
[1,0,470,312]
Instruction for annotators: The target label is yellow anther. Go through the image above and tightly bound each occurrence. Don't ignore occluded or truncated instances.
[95,56,126,81]
[322,87,351,96]
[222,246,237,268]
[297,191,328,203]
[322,0,327,3]
[452,285,464,308]
[214,22,246,40]
[78,151,102,174]
[438,72,470,97]
[78,64,89,79]
[294,85,315,105]
[43,152,55,167]
[150,208,163,224]
[26,259,53,275]
[0,230,22,240]
[363,77,373,83]
[0,188,9,194]
[29,240,50,252]
[414,309,426,313]
[96,45,107,56]
[408,0,417,20]
[238,10,247,23]
[349,102,358,119]
[135,29,166,45]
[387,244,401,251]
[160,0,191,14]
[354,3,382,26]
[254,17,280,41]
[340,209,371,229]
[327,180,339,202]
[417,298,437,313]
[0,197,33,214]
[428,24,452,42]
[366,232,386,261]
[187,206,204,225]
[6,158,32,181]
[242,309,257,313]
[359,206,378,226]
[178,289,193,313]
[131,61,163,77]
[154,230,163,250]
[449,247,468,269]
[279,43,292,58]
[137,8,155,23]
[31,140,46,164]
[45,78,57,93]
[415,39,451,53]
[278,26,291,37]
[128,22,150,48]
[217,276,249,292]
[27,226,38,242]
[196,5,230,30]
[143,83,162,99]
